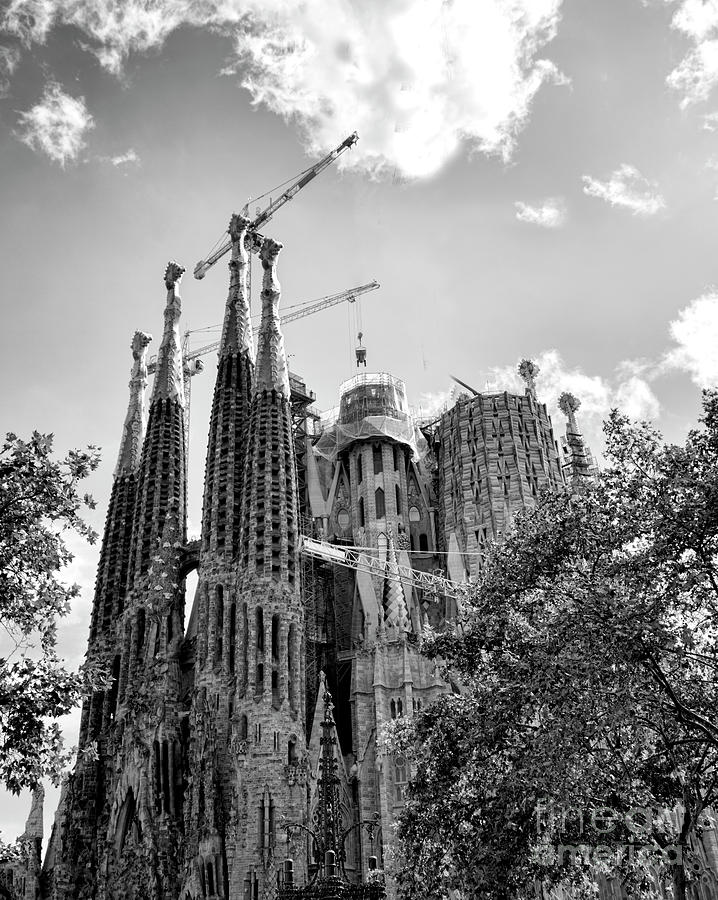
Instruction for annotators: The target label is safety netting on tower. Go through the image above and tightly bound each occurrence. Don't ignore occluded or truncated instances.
[313,372,427,461]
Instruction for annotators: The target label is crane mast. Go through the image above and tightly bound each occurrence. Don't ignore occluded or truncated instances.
[193,132,358,280]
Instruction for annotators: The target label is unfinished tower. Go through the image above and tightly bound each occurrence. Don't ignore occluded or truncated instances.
[231,236,307,898]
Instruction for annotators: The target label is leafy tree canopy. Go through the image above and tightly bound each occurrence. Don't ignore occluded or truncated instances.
[0,431,100,794]
[395,391,718,900]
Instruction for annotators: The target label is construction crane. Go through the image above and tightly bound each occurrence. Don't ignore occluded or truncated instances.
[300,536,467,601]
[193,132,359,281]
[172,280,379,368]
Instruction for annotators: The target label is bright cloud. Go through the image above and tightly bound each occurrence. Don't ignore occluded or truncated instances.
[1,0,566,178]
[16,83,94,165]
[108,148,140,167]
[0,45,19,97]
[515,197,566,228]
[665,0,718,106]
[582,164,666,216]
[664,291,718,386]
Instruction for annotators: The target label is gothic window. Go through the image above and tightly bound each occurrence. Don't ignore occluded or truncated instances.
[397,698,403,717]
[409,506,421,523]
[136,608,145,656]
[375,488,386,519]
[240,715,248,741]
[288,624,297,711]
[216,586,224,666]
[229,603,236,673]
[358,497,365,527]
[206,863,215,896]
[256,607,264,652]
[115,788,139,854]
[255,723,262,745]
[108,655,121,722]
[373,445,383,474]
[395,483,401,514]
[394,755,408,803]
[166,613,173,644]
[288,735,298,766]
[243,603,249,686]
[419,533,429,551]
[337,508,350,530]
[271,615,279,662]
[390,699,396,719]
[357,452,363,483]
[392,444,399,470]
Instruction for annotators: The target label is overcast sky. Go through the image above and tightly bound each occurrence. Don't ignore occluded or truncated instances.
[2,0,718,845]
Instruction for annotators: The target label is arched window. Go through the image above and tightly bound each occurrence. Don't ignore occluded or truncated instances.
[288,735,298,766]
[373,445,383,474]
[395,483,401,514]
[229,602,236,672]
[256,607,264,652]
[419,533,429,551]
[393,444,399,470]
[390,699,396,719]
[409,506,421,523]
[216,586,224,666]
[358,497,365,528]
[108,655,121,722]
[375,488,385,519]
[136,609,145,659]
[394,755,408,802]
[288,624,297,711]
[357,452,363,483]
[240,715,248,740]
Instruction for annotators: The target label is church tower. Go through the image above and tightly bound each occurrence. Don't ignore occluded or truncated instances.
[102,262,189,899]
[230,236,308,899]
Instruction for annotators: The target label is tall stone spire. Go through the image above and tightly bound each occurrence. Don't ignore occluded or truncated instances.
[151,262,185,404]
[115,331,152,477]
[240,236,298,583]
[382,532,411,638]
[87,332,152,652]
[558,391,591,485]
[255,237,290,397]
[129,263,187,583]
[201,214,255,556]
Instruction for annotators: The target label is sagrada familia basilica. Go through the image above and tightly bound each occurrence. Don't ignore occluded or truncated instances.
[13,205,718,900]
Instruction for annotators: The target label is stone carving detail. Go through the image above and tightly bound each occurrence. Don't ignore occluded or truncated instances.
[558,390,580,425]
[153,262,186,404]
[518,358,540,397]
[255,237,290,397]
[221,213,254,358]
[115,331,152,478]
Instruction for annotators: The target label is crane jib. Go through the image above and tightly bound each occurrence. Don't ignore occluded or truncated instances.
[194,132,358,280]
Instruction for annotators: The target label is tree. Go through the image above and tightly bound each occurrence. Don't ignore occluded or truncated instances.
[0,431,100,794]
[394,391,718,900]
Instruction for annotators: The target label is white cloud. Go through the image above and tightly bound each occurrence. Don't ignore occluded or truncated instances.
[471,351,660,461]
[0,45,19,97]
[515,197,566,228]
[582,164,666,216]
[2,0,567,179]
[16,83,94,166]
[664,291,718,386]
[665,0,718,106]
[703,110,718,129]
[108,148,140,167]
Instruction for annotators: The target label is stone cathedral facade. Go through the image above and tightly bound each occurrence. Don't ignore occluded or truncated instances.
[8,217,603,900]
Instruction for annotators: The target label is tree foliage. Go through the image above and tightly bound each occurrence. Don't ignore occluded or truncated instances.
[0,431,100,794]
[395,391,718,900]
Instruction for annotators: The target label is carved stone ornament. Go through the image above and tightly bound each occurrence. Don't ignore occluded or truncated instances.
[558,391,581,424]
[255,237,290,397]
[152,263,185,404]
[220,214,254,358]
[115,331,152,477]
[518,358,540,396]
